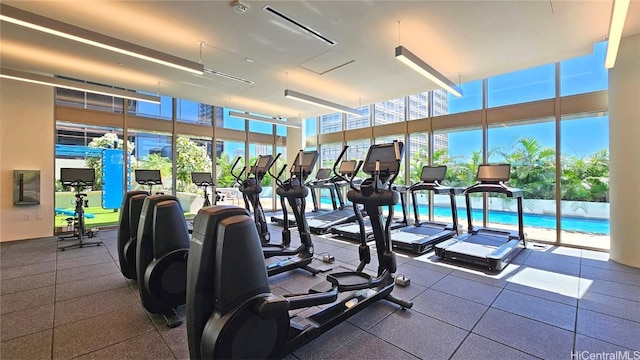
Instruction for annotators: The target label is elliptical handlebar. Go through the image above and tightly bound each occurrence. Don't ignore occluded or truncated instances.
[268,160,288,188]
[386,140,402,187]
[230,157,245,186]
[331,145,349,181]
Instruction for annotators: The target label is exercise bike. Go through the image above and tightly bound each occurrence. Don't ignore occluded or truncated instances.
[191,172,223,207]
[58,168,102,251]
[230,153,280,244]
[186,141,412,359]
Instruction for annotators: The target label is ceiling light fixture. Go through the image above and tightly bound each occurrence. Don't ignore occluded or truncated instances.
[263,5,336,46]
[0,4,204,75]
[0,68,161,104]
[284,89,360,116]
[604,0,631,69]
[395,45,463,97]
[203,68,254,84]
[229,110,301,128]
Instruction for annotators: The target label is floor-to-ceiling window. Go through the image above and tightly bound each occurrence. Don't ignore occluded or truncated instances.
[175,136,213,217]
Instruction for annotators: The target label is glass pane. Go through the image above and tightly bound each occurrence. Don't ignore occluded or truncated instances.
[433,128,483,227]
[177,99,213,125]
[408,92,429,120]
[320,142,343,209]
[216,140,245,205]
[276,125,287,136]
[176,136,213,218]
[346,106,370,129]
[408,132,429,221]
[249,143,275,210]
[128,94,173,120]
[320,113,342,134]
[488,119,556,241]
[561,113,610,250]
[128,130,173,192]
[305,117,317,137]
[55,123,127,231]
[374,97,405,125]
[347,139,370,179]
[222,108,246,131]
[446,80,483,114]
[249,118,274,134]
[488,63,555,107]
[560,41,608,96]
[56,86,125,113]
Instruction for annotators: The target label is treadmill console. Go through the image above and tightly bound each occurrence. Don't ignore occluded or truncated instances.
[420,166,446,183]
[362,142,405,175]
[338,160,358,176]
[477,164,510,184]
[290,151,319,178]
[315,168,332,180]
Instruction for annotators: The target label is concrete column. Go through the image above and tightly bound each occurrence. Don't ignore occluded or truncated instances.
[286,117,304,167]
[609,33,640,267]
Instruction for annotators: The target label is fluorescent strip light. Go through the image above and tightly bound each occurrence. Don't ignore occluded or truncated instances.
[0,68,161,104]
[203,68,254,84]
[284,89,360,116]
[228,110,301,128]
[263,5,336,46]
[0,4,204,74]
[395,46,463,97]
[604,0,631,69]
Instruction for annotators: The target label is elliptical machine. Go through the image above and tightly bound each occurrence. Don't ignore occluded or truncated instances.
[263,149,331,276]
[231,154,280,244]
[186,141,412,359]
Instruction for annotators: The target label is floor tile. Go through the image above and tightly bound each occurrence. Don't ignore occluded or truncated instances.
[574,334,637,354]
[345,300,401,330]
[1,271,56,295]
[56,253,113,271]
[576,309,640,350]
[326,332,419,360]
[56,245,108,260]
[293,321,365,360]
[1,252,57,269]
[54,286,140,326]
[431,274,503,305]
[451,333,539,360]
[0,304,54,342]
[0,261,56,281]
[0,328,52,360]
[473,308,574,359]
[369,308,467,359]
[506,265,581,306]
[1,285,55,315]
[580,257,640,274]
[584,278,640,302]
[580,265,640,287]
[55,261,120,284]
[411,289,488,331]
[523,254,581,276]
[579,292,640,324]
[55,272,129,301]
[491,289,576,331]
[74,331,174,360]
[448,267,515,288]
[52,306,155,359]
[157,321,189,360]
[395,262,449,288]
[387,281,426,301]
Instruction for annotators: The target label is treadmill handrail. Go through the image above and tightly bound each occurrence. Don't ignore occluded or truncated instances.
[463,181,523,198]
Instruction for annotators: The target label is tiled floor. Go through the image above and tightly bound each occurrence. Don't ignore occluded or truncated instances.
[1,226,639,359]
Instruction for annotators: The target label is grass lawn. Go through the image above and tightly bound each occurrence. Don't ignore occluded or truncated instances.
[55,207,195,230]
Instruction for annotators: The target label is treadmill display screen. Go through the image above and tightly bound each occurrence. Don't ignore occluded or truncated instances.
[315,168,332,180]
[420,166,446,182]
[339,160,357,174]
[191,172,212,184]
[60,168,95,186]
[135,169,162,184]
[290,151,319,173]
[362,142,404,174]
[477,164,511,182]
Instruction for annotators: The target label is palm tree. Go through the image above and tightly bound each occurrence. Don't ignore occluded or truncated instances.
[500,136,556,199]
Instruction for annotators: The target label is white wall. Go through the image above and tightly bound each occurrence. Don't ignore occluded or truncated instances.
[609,34,640,268]
[0,79,55,242]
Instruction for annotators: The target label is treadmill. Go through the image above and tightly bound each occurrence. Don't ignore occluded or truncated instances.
[270,168,335,226]
[307,146,361,234]
[390,166,461,254]
[329,185,408,242]
[434,164,527,271]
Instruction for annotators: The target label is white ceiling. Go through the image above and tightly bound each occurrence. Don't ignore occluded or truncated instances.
[1,1,639,119]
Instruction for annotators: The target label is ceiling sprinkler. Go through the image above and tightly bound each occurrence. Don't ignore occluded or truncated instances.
[231,0,249,14]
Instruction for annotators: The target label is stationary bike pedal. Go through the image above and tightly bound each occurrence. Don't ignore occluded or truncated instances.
[395,273,410,287]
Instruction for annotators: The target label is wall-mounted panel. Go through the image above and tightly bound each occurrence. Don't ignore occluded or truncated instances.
[560,91,608,115]
[432,110,482,131]
[56,106,123,128]
[486,100,554,125]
